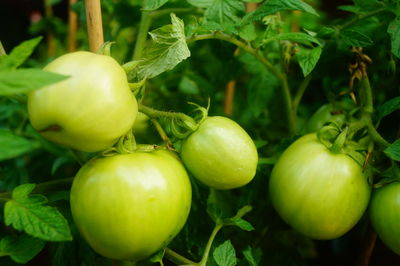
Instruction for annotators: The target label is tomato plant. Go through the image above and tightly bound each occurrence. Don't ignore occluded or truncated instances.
[70,149,192,261]
[180,116,258,190]
[269,133,371,240]
[28,51,138,152]
[370,182,400,255]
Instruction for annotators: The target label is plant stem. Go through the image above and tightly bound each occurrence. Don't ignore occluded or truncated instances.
[164,248,197,265]
[68,0,78,52]
[139,104,196,125]
[356,224,377,266]
[292,74,312,113]
[0,177,74,199]
[363,114,390,148]
[84,0,104,52]
[199,223,223,266]
[0,41,6,56]
[150,7,196,18]
[338,7,387,30]
[187,33,296,135]
[150,118,174,148]
[132,7,152,60]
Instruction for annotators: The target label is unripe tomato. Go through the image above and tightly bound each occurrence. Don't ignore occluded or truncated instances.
[370,182,400,255]
[180,116,258,190]
[269,133,371,240]
[306,104,345,133]
[28,51,138,152]
[70,149,192,261]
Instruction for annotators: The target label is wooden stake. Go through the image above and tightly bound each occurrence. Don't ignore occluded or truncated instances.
[224,80,236,116]
[84,0,104,52]
[68,0,78,52]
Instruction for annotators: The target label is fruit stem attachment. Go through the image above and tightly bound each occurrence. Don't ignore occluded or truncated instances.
[330,127,348,154]
[198,223,223,266]
[164,248,197,265]
[151,119,174,149]
[138,104,197,128]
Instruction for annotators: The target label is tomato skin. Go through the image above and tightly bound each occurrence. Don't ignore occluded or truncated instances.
[180,116,258,190]
[70,150,192,261]
[269,133,371,240]
[28,51,138,152]
[306,104,345,132]
[370,182,400,255]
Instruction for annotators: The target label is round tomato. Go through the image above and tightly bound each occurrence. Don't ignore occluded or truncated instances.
[306,104,345,133]
[28,51,138,152]
[370,182,400,255]
[180,116,258,190]
[70,149,192,261]
[269,133,371,240]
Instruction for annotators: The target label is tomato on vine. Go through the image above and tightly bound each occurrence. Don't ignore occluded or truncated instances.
[269,133,371,240]
[70,149,192,261]
[370,182,400,255]
[28,51,138,152]
[306,104,346,133]
[180,116,258,190]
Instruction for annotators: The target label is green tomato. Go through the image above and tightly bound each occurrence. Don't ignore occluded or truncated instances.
[370,182,400,255]
[28,51,138,152]
[306,104,345,133]
[180,116,258,190]
[269,133,371,240]
[70,149,192,261]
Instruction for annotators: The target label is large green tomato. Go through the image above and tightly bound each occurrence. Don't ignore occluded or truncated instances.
[28,51,138,152]
[180,116,258,190]
[269,133,371,240]
[70,149,192,261]
[370,182,400,255]
[306,104,345,133]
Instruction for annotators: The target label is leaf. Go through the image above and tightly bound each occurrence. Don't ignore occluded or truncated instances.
[384,140,400,161]
[207,189,235,222]
[0,234,45,264]
[4,183,73,242]
[388,17,400,58]
[226,217,255,231]
[264,32,321,46]
[242,246,257,266]
[0,130,40,161]
[213,240,237,266]
[376,96,400,120]
[187,0,214,8]
[0,37,42,70]
[242,0,318,25]
[353,0,382,11]
[142,0,169,11]
[296,46,322,76]
[239,23,257,41]
[0,68,68,95]
[341,29,373,47]
[204,0,245,25]
[135,14,190,79]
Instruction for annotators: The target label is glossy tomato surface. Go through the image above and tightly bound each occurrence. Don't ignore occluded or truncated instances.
[28,51,138,152]
[70,149,192,261]
[306,104,345,132]
[269,133,371,240]
[180,116,258,190]
[370,182,400,255]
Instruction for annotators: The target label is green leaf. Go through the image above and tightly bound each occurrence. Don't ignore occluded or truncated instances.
[187,0,214,8]
[204,0,245,25]
[242,0,318,24]
[213,240,237,266]
[226,217,255,231]
[242,246,257,266]
[296,46,322,76]
[142,0,169,11]
[239,23,257,41]
[0,234,45,264]
[354,0,382,11]
[388,17,400,58]
[341,29,373,47]
[0,37,42,70]
[0,130,40,161]
[384,140,400,161]
[264,32,321,46]
[0,68,69,95]
[207,189,235,222]
[376,96,400,120]
[135,14,190,79]
[4,183,73,242]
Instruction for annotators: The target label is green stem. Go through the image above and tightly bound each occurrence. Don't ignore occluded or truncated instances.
[132,8,152,60]
[187,33,295,135]
[139,104,196,125]
[199,223,223,266]
[0,41,6,56]
[292,74,312,114]
[151,119,173,148]
[164,248,197,265]
[338,7,387,30]
[150,7,196,18]
[362,114,390,148]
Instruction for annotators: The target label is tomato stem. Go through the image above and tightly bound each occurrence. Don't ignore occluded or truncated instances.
[164,248,197,265]
[132,2,152,60]
[150,118,174,148]
[198,223,223,266]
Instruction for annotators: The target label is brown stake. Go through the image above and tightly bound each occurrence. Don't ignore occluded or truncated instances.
[84,0,104,52]
[224,80,236,116]
[356,224,377,266]
[68,0,78,52]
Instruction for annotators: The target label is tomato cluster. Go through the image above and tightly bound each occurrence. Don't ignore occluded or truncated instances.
[28,52,259,262]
